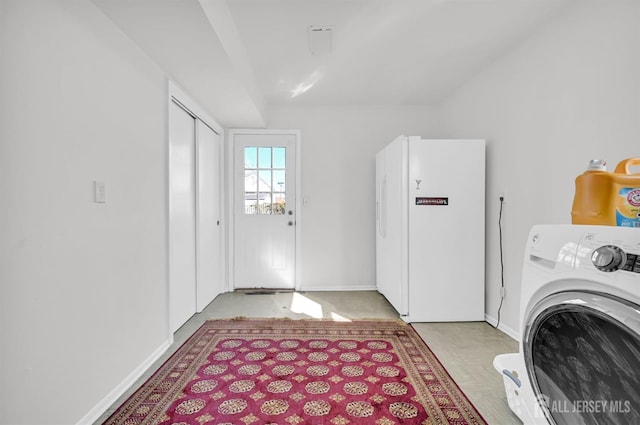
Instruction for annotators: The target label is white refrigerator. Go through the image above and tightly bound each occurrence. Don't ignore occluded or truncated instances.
[375,136,485,322]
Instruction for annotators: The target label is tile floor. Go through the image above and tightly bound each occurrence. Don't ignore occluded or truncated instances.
[94,291,521,424]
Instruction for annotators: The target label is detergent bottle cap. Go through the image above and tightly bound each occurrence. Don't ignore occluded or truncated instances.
[586,159,607,171]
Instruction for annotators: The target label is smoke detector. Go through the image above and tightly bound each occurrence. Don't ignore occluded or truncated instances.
[308,26,333,55]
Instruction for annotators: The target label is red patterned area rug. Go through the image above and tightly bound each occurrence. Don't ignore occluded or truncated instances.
[104,319,487,425]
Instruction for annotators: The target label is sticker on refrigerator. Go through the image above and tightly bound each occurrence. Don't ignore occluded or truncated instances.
[416,197,448,206]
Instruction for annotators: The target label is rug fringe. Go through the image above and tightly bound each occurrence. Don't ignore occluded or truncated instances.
[209,317,407,325]
[228,316,291,321]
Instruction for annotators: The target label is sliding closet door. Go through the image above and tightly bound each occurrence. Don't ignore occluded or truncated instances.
[196,120,222,310]
[169,101,197,332]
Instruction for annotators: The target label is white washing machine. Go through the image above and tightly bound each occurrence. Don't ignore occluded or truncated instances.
[494,224,640,425]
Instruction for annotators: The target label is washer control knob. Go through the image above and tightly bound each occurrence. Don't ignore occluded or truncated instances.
[592,245,626,272]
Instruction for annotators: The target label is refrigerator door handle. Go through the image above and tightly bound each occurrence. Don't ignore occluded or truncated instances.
[379,177,387,238]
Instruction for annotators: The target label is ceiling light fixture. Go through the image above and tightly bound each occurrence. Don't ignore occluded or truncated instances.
[307,26,333,56]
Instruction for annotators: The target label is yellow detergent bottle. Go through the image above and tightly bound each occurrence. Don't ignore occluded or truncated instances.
[572,158,640,227]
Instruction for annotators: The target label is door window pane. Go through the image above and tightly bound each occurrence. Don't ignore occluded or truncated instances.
[244,146,286,215]
[245,170,257,192]
[258,193,272,214]
[273,170,285,192]
[245,147,257,168]
[259,147,272,168]
[273,192,286,215]
[258,170,271,192]
[273,147,286,169]
[245,192,258,214]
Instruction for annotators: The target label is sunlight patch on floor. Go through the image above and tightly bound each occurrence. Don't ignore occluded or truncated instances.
[289,292,351,321]
[290,292,323,318]
[330,312,351,322]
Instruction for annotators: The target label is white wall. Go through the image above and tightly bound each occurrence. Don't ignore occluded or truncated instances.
[268,106,444,291]
[441,0,640,337]
[0,1,169,424]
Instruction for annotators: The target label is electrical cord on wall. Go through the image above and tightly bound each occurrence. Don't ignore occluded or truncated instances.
[495,196,505,329]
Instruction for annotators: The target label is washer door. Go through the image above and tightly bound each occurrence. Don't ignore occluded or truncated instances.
[523,291,640,425]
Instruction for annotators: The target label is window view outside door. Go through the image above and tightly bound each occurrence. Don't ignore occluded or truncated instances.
[244,146,287,215]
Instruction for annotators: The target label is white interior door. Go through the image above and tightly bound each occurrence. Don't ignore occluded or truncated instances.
[169,101,197,331]
[196,120,222,310]
[233,132,296,289]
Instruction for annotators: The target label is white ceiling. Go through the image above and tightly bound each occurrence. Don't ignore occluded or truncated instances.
[92,0,573,127]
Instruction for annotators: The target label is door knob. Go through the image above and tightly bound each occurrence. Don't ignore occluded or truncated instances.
[288,210,293,215]
[288,221,294,226]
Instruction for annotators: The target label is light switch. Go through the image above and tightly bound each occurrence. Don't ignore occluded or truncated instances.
[94,181,106,203]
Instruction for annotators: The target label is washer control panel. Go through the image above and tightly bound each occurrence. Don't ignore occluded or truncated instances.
[621,251,640,273]
[591,245,627,272]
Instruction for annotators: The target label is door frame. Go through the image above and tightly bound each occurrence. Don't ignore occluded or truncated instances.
[168,81,226,337]
[227,128,302,291]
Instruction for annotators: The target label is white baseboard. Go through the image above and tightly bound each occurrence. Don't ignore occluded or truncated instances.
[297,285,378,292]
[485,313,520,342]
[76,338,172,425]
